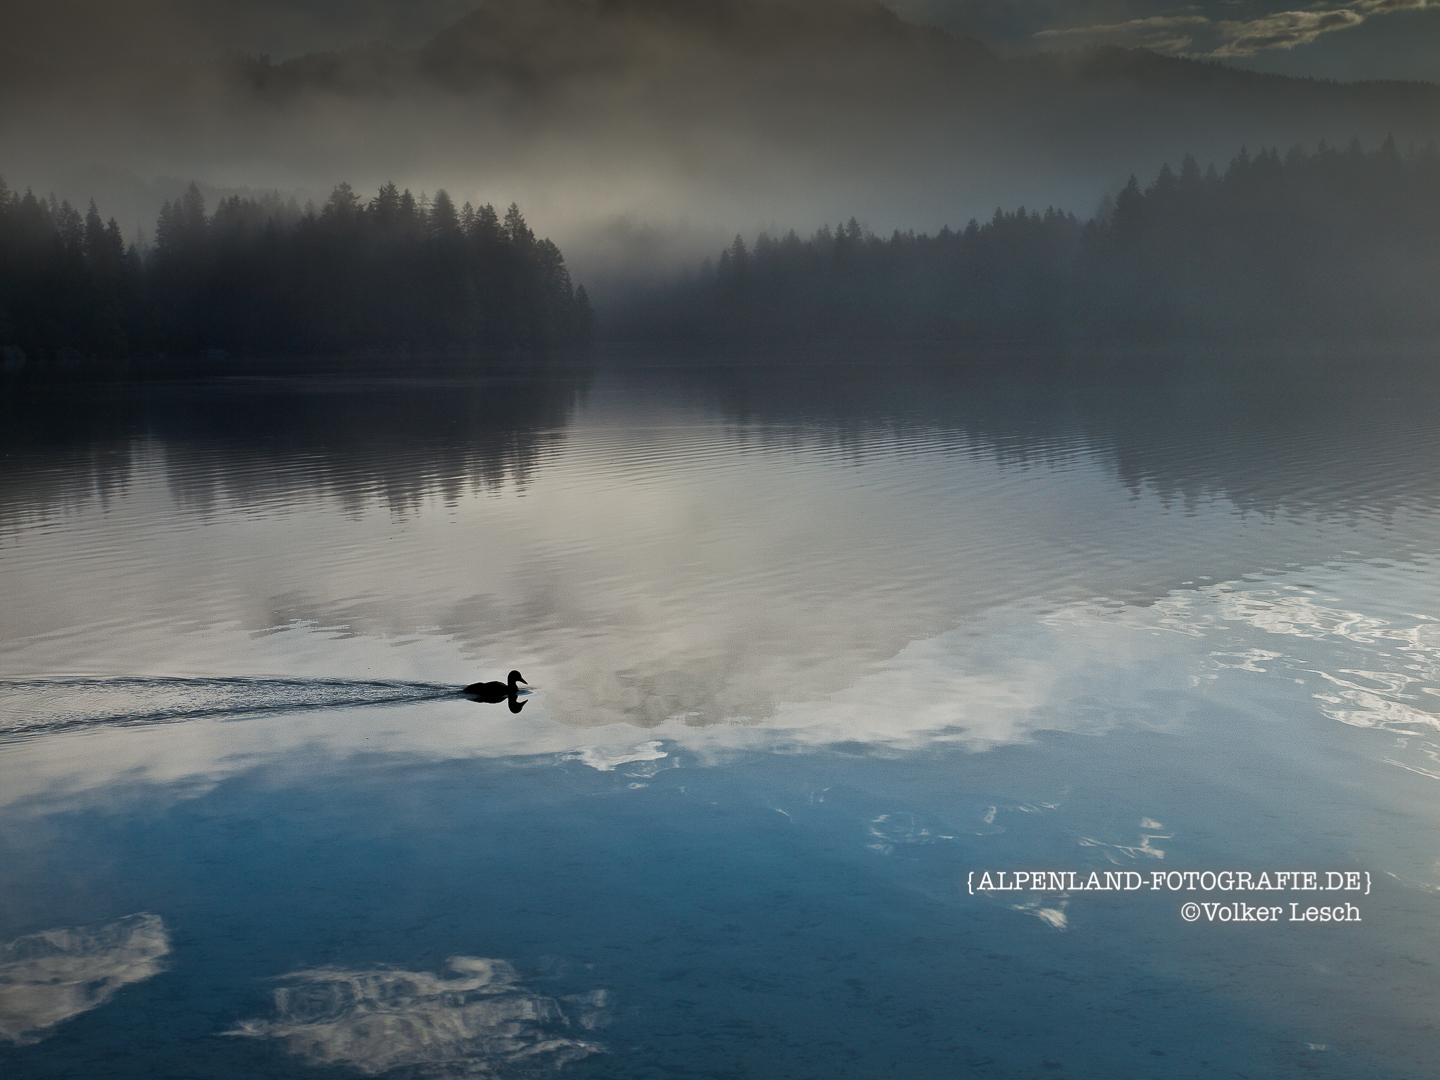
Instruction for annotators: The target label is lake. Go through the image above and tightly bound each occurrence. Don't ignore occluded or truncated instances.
[2,347,1439,1079]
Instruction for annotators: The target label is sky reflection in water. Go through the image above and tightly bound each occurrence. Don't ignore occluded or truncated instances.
[1,351,1439,1078]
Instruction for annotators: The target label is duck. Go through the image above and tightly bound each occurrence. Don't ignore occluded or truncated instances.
[461,670,529,703]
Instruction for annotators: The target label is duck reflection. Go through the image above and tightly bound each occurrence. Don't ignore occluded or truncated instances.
[461,670,531,713]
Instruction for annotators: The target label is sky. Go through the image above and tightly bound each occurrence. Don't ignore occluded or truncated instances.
[7,0,1437,81]
[16,0,1433,81]
[900,0,1440,81]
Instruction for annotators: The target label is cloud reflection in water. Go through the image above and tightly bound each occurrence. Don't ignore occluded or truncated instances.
[1,561,1435,815]
[0,912,169,1045]
[1185,581,1440,733]
[228,956,609,1076]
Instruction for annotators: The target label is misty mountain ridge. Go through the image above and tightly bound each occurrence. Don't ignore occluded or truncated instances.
[229,0,995,133]
[423,0,989,75]
[239,0,990,91]
[226,0,1438,128]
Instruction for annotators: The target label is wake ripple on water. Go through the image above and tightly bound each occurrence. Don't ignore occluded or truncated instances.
[0,676,461,739]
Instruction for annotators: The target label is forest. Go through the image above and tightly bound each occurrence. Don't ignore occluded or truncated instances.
[613,136,1440,345]
[5,134,1440,362]
[0,178,593,361]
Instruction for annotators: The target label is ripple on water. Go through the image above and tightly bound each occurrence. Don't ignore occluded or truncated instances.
[0,676,461,739]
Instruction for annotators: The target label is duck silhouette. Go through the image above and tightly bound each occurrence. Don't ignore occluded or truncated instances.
[461,670,530,713]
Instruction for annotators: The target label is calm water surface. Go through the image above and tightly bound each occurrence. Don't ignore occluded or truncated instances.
[2,350,1439,1078]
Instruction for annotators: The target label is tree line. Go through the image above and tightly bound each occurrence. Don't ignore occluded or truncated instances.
[614,136,1440,344]
[0,178,593,361]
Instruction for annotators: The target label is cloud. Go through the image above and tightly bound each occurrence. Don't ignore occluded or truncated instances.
[228,956,610,1076]
[1211,7,1366,56]
[1034,14,1214,54]
[1034,0,1429,58]
[0,913,170,1045]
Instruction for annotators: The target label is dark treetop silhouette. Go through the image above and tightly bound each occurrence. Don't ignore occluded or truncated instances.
[0,178,593,361]
[612,136,1440,345]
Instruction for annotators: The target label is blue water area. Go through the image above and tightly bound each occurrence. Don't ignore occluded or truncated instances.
[1,351,1438,1078]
